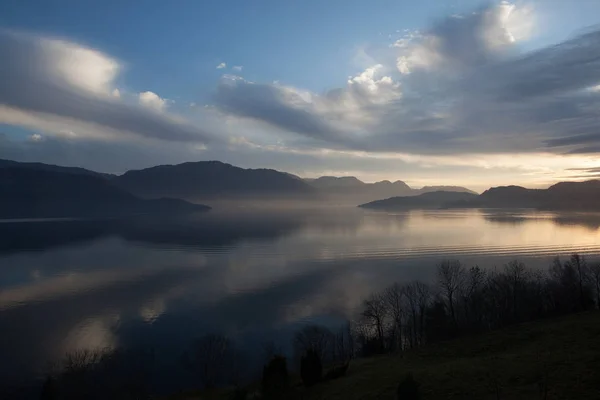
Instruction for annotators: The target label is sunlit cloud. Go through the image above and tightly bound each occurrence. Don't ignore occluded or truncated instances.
[139,90,167,111]
[0,31,216,143]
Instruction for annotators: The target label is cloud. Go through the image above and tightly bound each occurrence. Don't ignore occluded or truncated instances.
[212,3,600,156]
[3,2,600,187]
[139,90,166,111]
[0,31,215,143]
[214,76,347,144]
[232,65,243,71]
[214,63,401,147]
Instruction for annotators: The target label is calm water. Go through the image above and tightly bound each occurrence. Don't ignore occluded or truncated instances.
[2,207,600,391]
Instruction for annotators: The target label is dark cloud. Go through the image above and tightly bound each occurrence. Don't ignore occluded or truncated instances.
[491,31,600,101]
[213,78,351,145]
[560,173,600,179]
[566,167,600,172]
[212,5,600,156]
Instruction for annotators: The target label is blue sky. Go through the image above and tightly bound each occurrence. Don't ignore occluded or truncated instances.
[2,0,600,190]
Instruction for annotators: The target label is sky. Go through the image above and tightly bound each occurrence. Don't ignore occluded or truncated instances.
[2,0,600,191]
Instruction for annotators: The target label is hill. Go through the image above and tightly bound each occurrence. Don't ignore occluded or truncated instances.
[0,168,209,219]
[416,185,478,195]
[113,161,316,202]
[0,158,114,179]
[307,312,600,399]
[306,176,475,205]
[459,179,600,210]
[361,180,600,211]
[166,312,600,399]
[358,191,478,210]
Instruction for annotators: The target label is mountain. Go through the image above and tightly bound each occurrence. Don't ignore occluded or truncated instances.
[475,185,544,208]
[469,180,600,210]
[0,159,114,179]
[113,161,316,201]
[0,168,209,219]
[361,180,600,211]
[305,176,475,205]
[0,158,478,207]
[415,186,478,195]
[307,176,376,189]
[359,191,479,210]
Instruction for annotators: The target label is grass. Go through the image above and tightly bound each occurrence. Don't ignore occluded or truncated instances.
[167,312,600,399]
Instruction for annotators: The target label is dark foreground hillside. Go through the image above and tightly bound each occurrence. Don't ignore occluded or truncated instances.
[168,312,600,400]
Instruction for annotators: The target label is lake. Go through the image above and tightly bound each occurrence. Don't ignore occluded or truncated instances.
[1,207,600,393]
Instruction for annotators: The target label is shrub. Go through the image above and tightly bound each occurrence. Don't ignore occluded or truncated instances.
[261,355,289,395]
[300,349,322,387]
[324,361,350,381]
[40,376,58,400]
[230,387,248,400]
[397,373,420,400]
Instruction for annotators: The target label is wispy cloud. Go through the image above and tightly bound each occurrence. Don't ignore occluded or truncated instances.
[216,62,227,69]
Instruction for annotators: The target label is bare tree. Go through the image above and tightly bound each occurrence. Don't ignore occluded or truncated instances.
[351,318,376,356]
[415,281,431,344]
[403,283,419,348]
[293,324,334,364]
[590,263,600,309]
[182,334,240,389]
[437,260,465,326]
[262,340,283,364]
[384,283,405,352]
[505,260,528,322]
[44,347,155,400]
[568,253,590,310]
[333,322,354,362]
[463,266,486,327]
[361,292,389,353]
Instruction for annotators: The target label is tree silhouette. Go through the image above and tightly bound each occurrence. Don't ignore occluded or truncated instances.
[361,293,389,353]
[182,334,240,390]
[437,260,465,327]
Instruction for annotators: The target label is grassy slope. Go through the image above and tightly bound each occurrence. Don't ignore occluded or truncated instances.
[170,312,600,399]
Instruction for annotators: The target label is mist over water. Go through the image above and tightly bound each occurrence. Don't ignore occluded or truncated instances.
[1,207,600,391]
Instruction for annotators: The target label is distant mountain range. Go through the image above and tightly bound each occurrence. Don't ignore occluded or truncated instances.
[359,191,479,210]
[0,159,114,179]
[112,161,316,201]
[0,167,208,219]
[359,180,600,211]
[4,157,598,218]
[469,181,600,210]
[305,175,476,205]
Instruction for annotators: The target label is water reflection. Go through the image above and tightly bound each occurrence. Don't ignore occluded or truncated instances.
[1,208,599,392]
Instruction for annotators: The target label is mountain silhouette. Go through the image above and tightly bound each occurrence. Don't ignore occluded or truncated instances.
[359,191,478,210]
[471,180,600,210]
[0,159,477,206]
[113,161,316,201]
[415,185,478,195]
[0,158,114,179]
[306,176,475,205]
[361,180,600,211]
[0,167,209,219]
